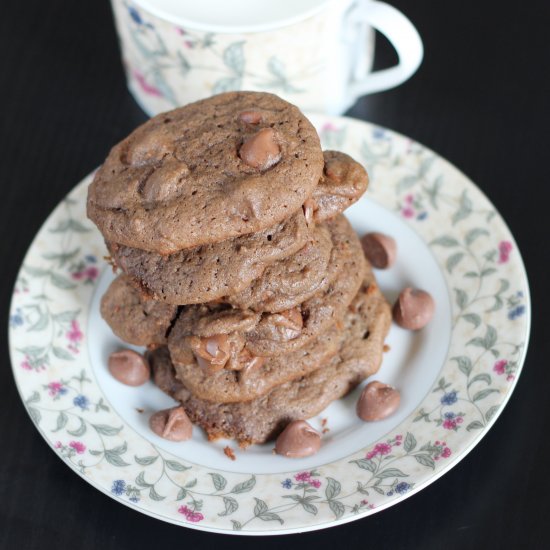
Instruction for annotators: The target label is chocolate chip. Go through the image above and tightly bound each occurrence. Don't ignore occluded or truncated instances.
[108,349,150,386]
[356,381,400,421]
[393,287,435,330]
[239,110,263,124]
[191,334,231,371]
[275,420,321,458]
[302,198,317,227]
[149,407,193,441]
[271,308,303,340]
[361,232,397,269]
[239,128,281,170]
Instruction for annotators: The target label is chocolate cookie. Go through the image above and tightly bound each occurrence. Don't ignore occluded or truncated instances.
[168,265,388,403]
[100,275,178,346]
[168,215,366,359]
[223,221,332,312]
[87,91,324,254]
[308,150,368,222]
[149,274,391,445]
[107,210,309,305]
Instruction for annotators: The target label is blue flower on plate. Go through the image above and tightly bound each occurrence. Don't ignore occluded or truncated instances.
[281,478,292,489]
[111,479,126,496]
[73,394,90,410]
[441,391,458,406]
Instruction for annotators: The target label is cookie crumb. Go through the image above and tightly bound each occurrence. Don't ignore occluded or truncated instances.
[322,428,330,434]
[321,418,328,427]
[224,446,236,461]
[383,344,391,352]
[135,408,144,413]
[104,255,118,272]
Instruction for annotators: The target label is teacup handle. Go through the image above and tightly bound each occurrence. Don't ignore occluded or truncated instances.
[348,1,423,97]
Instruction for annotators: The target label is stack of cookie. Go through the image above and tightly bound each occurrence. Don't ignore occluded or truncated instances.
[88,92,391,447]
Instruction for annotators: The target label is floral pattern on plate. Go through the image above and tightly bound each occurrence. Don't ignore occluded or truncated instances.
[9,116,530,534]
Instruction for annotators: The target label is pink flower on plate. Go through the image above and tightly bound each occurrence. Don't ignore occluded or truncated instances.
[493,359,508,375]
[443,419,457,430]
[132,69,162,97]
[178,505,204,523]
[402,206,415,218]
[54,441,62,449]
[310,479,321,489]
[294,471,311,482]
[21,357,32,371]
[441,447,452,458]
[374,442,392,455]
[69,441,86,454]
[498,241,513,263]
[507,374,515,382]
[67,320,83,343]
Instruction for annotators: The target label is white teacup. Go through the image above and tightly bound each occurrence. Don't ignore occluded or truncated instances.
[110,0,423,116]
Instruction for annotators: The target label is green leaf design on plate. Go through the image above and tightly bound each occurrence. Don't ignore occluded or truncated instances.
[209,472,227,491]
[52,411,68,432]
[328,499,345,519]
[325,477,341,500]
[375,468,407,479]
[454,288,468,309]
[212,76,241,95]
[134,455,158,466]
[218,496,239,517]
[465,227,490,245]
[446,252,464,273]
[28,407,41,424]
[472,389,499,402]
[52,347,74,360]
[49,219,90,233]
[230,476,256,494]
[67,417,87,437]
[404,432,417,452]
[50,273,76,290]
[466,421,484,431]
[452,190,473,225]
[468,373,492,388]
[431,236,459,247]
[350,458,377,472]
[462,313,481,328]
[149,486,165,501]
[165,459,190,472]
[136,471,152,487]
[92,424,123,436]
[485,405,500,422]
[104,450,130,467]
[414,454,435,469]
[222,41,245,75]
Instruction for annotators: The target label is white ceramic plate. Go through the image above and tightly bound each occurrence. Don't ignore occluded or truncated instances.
[9,115,530,535]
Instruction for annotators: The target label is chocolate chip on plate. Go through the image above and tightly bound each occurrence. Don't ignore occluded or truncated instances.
[356,381,400,421]
[108,349,150,386]
[393,287,435,330]
[275,420,321,458]
[149,407,193,441]
[360,232,397,269]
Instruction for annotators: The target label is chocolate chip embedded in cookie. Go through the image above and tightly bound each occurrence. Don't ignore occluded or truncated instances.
[100,275,178,346]
[311,150,369,222]
[87,91,324,254]
[106,209,309,305]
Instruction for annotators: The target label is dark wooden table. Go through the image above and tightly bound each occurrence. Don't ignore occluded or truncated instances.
[1,1,547,548]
